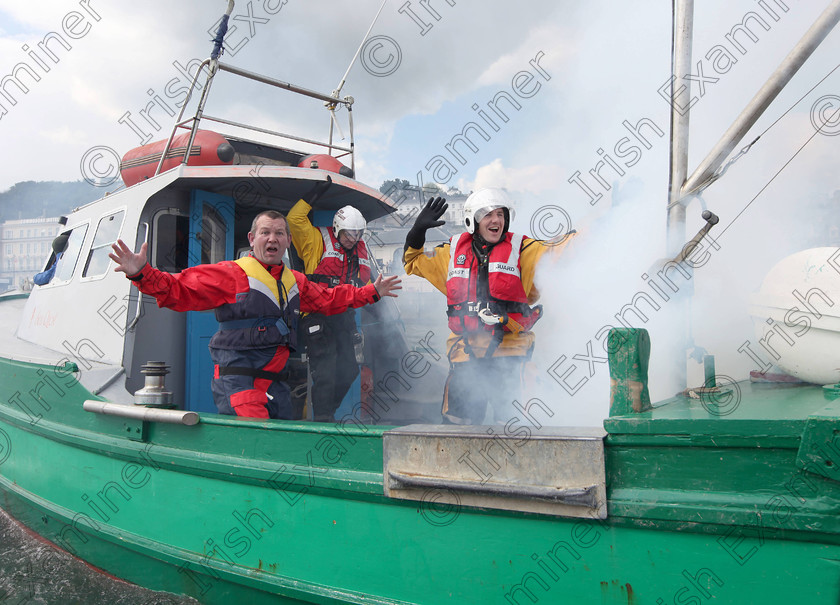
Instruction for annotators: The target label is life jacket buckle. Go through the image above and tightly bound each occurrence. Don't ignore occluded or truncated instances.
[478,307,505,326]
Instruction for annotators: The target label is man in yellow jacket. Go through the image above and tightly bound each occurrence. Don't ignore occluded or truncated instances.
[404,189,574,424]
[287,177,373,421]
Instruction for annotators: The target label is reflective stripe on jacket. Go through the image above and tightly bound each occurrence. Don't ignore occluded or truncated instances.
[311,227,372,287]
[445,232,537,334]
[211,256,301,350]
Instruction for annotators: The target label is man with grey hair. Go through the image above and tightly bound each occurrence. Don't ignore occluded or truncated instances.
[110,210,401,420]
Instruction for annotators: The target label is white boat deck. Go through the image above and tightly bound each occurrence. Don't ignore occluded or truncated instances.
[0,294,129,401]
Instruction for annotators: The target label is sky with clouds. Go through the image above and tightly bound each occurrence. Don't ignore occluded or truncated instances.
[1,0,840,422]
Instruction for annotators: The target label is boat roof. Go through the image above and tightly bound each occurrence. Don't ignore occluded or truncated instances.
[169,165,397,220]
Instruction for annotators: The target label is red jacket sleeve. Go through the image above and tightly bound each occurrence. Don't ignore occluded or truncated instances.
[296,271,380,314]
[132,261,249,312]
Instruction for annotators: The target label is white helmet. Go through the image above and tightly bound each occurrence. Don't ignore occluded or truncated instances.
[333,205,367,238]
[463,188,515,234]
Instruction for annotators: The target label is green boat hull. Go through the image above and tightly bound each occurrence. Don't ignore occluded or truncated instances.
[2,356,840,604]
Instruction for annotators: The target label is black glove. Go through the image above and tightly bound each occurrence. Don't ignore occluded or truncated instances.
[302,175,332,205]
[405,197,448,250]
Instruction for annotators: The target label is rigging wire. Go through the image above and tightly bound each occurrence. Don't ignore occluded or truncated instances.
[694,62,840,192]
[717,97,840,238]
[326,0,390,140]
[333,0,390,99]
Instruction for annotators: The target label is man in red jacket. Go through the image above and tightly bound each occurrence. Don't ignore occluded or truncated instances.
[109,210,401,420]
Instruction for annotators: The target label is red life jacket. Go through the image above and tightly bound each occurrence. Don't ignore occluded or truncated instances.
[446,232,538,334]
[311,227,372,287]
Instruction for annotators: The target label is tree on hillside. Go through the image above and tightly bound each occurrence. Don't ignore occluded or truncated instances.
[379,178,411,195]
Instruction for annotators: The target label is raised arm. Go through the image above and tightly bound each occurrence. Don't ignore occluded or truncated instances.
[405,196,448,252]
[287,177,334,273]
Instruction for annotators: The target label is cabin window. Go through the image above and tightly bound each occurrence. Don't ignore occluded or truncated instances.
[53,225,89,283]
[199,205,228,265]
[152,211,190,273]
[83,211,125,278]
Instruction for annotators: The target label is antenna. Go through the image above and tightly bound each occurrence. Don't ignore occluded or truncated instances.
[333,0,390,98]
[326,0,389,140]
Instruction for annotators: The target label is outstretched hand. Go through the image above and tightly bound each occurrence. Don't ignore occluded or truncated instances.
[303,175,332,205]
[373,274,402,298]
[109,239,148,276]
[413,196,448,231]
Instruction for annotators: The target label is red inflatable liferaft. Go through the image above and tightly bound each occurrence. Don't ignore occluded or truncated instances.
[120,130,235,187]
[298,154,354,178]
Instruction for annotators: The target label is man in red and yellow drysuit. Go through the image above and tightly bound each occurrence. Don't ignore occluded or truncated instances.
[404,190,574,424]
[109,210,401,420]
[287,177,374,422]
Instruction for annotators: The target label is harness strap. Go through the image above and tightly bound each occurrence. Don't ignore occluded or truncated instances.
[218,317,290,335]
[447,300,535,317]
[217,366,291,382]
[308,273,341,287]
[480,326,504,359]
[308,273,364,287]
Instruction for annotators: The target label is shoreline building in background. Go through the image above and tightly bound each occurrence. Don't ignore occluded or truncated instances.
[0,217,63,292]
[367,189,468,274]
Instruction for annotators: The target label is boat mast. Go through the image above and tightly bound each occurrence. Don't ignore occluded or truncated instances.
[666,0,693,257]
[665,0,694,391]
[666,0,840,390]
[326,0,390,170]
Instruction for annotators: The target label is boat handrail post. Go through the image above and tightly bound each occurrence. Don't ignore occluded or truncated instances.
[153,58,213,178]
[182,59,223,169]
[215,61,355,165]
[607,328,652,416]
[126,222,149,332]
[177,0,237,169]
[666,0,693,255]
[198,115,353,154]
[216,62,350,107]
[665,0,694,393]
[347,102,355,176]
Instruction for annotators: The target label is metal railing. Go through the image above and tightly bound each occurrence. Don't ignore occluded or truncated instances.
[154,57,356,179]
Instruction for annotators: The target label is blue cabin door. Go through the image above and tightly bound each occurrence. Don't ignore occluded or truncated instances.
[185,190,235,413]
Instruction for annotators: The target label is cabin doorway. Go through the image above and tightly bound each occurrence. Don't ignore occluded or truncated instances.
[185,190,234,413]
